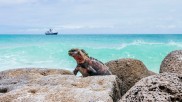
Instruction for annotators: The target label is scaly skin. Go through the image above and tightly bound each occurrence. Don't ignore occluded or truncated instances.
[68,48,112,77]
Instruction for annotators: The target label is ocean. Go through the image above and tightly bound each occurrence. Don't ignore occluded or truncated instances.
[0,34,182,73]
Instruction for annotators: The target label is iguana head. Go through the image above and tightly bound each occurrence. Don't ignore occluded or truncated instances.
[68,48,89,63]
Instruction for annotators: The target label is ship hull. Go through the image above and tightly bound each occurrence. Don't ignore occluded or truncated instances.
[45,32,58,35]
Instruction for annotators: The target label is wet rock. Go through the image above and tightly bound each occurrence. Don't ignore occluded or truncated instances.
[160,50,182,74]
[120,73,182,102]
[106,58,156,95]
[0,68,121,102]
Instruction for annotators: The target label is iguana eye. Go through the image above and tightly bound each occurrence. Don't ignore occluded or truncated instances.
[69,49,77,56]
[73,51,78,55]
[70,49,76,52]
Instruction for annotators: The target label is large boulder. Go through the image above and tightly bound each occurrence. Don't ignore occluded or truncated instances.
[106,58,155,95]
[160,50,182,74]
[0,68,121,102]
[120,73,182,102]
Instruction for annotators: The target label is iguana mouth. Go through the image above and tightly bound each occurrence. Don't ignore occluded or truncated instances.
[68,49,85,63]
[73,54,84,63]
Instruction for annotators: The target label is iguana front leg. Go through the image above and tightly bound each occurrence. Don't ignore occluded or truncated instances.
[88,65,97,74]
[73,67,79,75]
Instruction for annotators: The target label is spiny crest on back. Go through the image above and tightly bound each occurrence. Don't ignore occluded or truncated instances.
[80,49,89,57]
[89,57,104,65]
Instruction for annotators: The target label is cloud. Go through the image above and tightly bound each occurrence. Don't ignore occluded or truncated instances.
[0,0,182,34]
[59,25,84,29]
[156,25,177,29]
[14,24,115,34]
[55,24,114,30]
[0,0,37,6]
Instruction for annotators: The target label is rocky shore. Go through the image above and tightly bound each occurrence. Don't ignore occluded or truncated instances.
[0,50,182,102]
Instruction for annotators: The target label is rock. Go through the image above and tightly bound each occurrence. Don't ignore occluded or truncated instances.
[120,73,182,102]
[160,50,182,74]
[0,68,121,102]
[106,58,156,95]
[0,68,73,77]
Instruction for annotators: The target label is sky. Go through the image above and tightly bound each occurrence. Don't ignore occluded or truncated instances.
[0,0,182,34]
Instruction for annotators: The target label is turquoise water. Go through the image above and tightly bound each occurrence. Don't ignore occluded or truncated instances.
[0,34,182,73]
